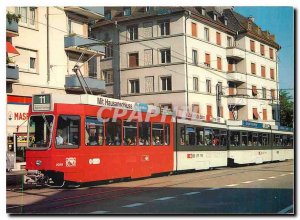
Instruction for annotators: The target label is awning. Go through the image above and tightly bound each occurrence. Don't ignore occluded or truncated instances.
[6,41,19,55]
[253,108,259,119]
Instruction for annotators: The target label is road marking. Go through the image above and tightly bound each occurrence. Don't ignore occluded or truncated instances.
[289,172,294,175]
[155,196,175,201]
[207,187,221,191]
[183,192,201,196]
[268,176,276,179]
[89,210,109,214]
[242,181,254,184]
[225,184,239,187]
[122,203,145,208]
[278,204,293,214]
[280,174,288,177]
[257,179,266,181]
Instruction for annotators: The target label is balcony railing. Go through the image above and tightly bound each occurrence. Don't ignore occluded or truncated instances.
[6,64,19,82]
[6,20,19,37]
[227,95,248,106]
[64,7,104,20]
[65,75,106,95]
[64,34,105,56]
[227,71,246,83]
[226,47,245,61]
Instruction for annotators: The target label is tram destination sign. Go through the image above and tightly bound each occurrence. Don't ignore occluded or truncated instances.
[32,94,52,112]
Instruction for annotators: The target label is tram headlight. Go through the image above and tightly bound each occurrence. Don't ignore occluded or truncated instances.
[36,160,42,166]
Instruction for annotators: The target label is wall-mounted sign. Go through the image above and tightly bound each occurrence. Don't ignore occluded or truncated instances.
[242,120,264,129]
[32,94,52,112]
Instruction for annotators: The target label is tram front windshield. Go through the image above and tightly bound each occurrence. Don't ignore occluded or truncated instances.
[28,115,54,149]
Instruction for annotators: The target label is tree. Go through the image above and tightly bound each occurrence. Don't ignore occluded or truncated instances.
[279,90,294,127]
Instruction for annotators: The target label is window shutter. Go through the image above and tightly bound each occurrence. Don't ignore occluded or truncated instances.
[217,57,222,70]
[270,68,275,79]
[261,66,265,77]
[251,63,256,74]
[220,106,223,117]
[205,53,210,66]
[129,53,138,67]
[260,44,265,55]
[250,40,255,52]
[253,108,259,120]
[192,22,197,37]
[269,48,274,59]
[207,105,212,116]
[228,62,233,72]
[263,109,267,120]
[216,32,221,45]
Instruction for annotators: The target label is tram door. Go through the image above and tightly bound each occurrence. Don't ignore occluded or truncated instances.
[14,133,28,170]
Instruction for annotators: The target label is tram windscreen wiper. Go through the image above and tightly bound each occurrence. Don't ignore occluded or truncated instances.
[42,114,52,131]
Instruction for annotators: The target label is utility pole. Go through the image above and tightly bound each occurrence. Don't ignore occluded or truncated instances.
[216,82,222,117]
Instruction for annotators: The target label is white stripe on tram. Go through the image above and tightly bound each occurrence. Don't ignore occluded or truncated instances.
[122,203,145,208]
[278,204,293,214]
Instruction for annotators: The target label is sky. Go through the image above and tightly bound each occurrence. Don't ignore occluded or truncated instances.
[234,7,294,98]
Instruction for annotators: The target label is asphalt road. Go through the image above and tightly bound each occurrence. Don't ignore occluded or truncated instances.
[6,160,294,214]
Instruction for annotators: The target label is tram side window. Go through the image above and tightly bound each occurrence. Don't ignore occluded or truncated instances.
[257,133,263,146]
[230,131,240,147]
[248,132,253,146]
[56,115,80,148]
[282,135,288,146]
[139,122,150,146]
[196,127,204,145]
[164,124,170,145]
[287,135,293,147]
[152,123,164,146]
[252,133,258,146]
[204,128,213,146]
[179,126,185,145]
[105,119,121,146]
[241,132,247,146]
[212,129,220,146]
[186,127,196,145]
[220,130,227,147]
[85,117,104,146]
[274,134,281,146]
[262,133,268,146]
[124,121,137,146]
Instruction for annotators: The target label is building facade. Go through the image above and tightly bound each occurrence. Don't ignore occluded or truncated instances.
[92,6,280,125]
[6,6,105,169]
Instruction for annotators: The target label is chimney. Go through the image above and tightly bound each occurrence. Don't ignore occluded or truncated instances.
[248,16,254,22]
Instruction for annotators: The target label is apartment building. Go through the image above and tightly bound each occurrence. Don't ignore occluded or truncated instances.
[92,6,280,124]
[6,6,105,169]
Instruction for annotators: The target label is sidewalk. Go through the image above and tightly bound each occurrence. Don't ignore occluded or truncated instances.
[6,170,26,186]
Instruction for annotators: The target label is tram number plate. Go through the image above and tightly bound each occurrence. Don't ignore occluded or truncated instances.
[33,94,52,111]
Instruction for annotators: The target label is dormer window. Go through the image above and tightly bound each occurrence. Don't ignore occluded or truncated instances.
[258,28,261,35]
[123,7,131,16]
[105,11,112,20]
[201,8,206,16]
[213,13,217,21]
[248,21,252,30]
[145,7,152,12]
[224,18,228,26]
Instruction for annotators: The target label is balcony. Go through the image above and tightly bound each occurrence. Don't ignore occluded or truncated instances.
[65,75,106,95]
[64,35,105,56]
[226,47,245,61]
[6,20,19,37]
[227,95,248,106]
[64,7,104,21]
[6,64,19,82]
[227,71,246,83]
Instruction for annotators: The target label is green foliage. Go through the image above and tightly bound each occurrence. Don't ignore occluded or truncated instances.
[279,90,294,127]
[6,12,21,24]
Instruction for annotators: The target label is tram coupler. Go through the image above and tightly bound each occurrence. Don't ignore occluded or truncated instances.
[24,170,48,186]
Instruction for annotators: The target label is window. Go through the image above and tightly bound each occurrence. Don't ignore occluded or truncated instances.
[228,60,234,72]
[123,121,137,146]
[139,122,151,145]
[29,7,36,25]
[212,129,220,146]
[213,14,217,21]
[152,123,164,146]
[248,132,253,146]
[145,7,152,12]
[258,133,263,146]
[217,57,222,71]
[216,32,221,45]
[262,87,267,99]
[192,104,200,113]
[251,63,256,74]
[105,119,121,146]
[204,27,209,41]
[192,50,198,64]
[204,128,213,145]
[263,109,267,120]
[241,132,248,146]
[30,57,36,69]
[191,22,197,37]
[269,48,274,59]
[85,117,104,146]
[56,115,80,148]
[228,82,235,95]
[196,127,204,145]
[123,7,131,16]
[193,77,198,91]
[129,79,140,93]
[207,105,212,117]
[260,44,265,56]
[164,124,170,145]
[201,8,206,16]
[250,40,255,52]
[253,108,259,120]
[104,11,112,20]
[145,76,154,93]
[129,53,139,67]
[160,104,172,112]
[261,66,266,77]
[224,18,228,26]
[252,133,258,146]
[252,85,257,97]
[227,36,233,47]
[230,131,240,146]
[218,106,223,118]
[180,126,185,145]
[206,79,211,93]
[161,76,172,91]
[271,89,275,99]
[159,20,170,36]
[185,127,196,145]
[205,53,211,67]
[160,49,171,63]
[272,110,276,120]
[103,70,113,84]
[28,115,54,149]
[270,68,275,79]
[105,44,113,58]
[128,25,138,41]
[220,130,227,146]
[16,7,37,28]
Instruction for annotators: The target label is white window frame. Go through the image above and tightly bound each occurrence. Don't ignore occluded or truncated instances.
[192,49,198,65]
[160,48,171,64]
[128,25,138,41]
[159,20,170,36]
[129,79,140,94]
[204,27,209,41]
[206,79,211,93]
[160,76,172,91]
[193,77,199,91]
[16,7,37,29]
